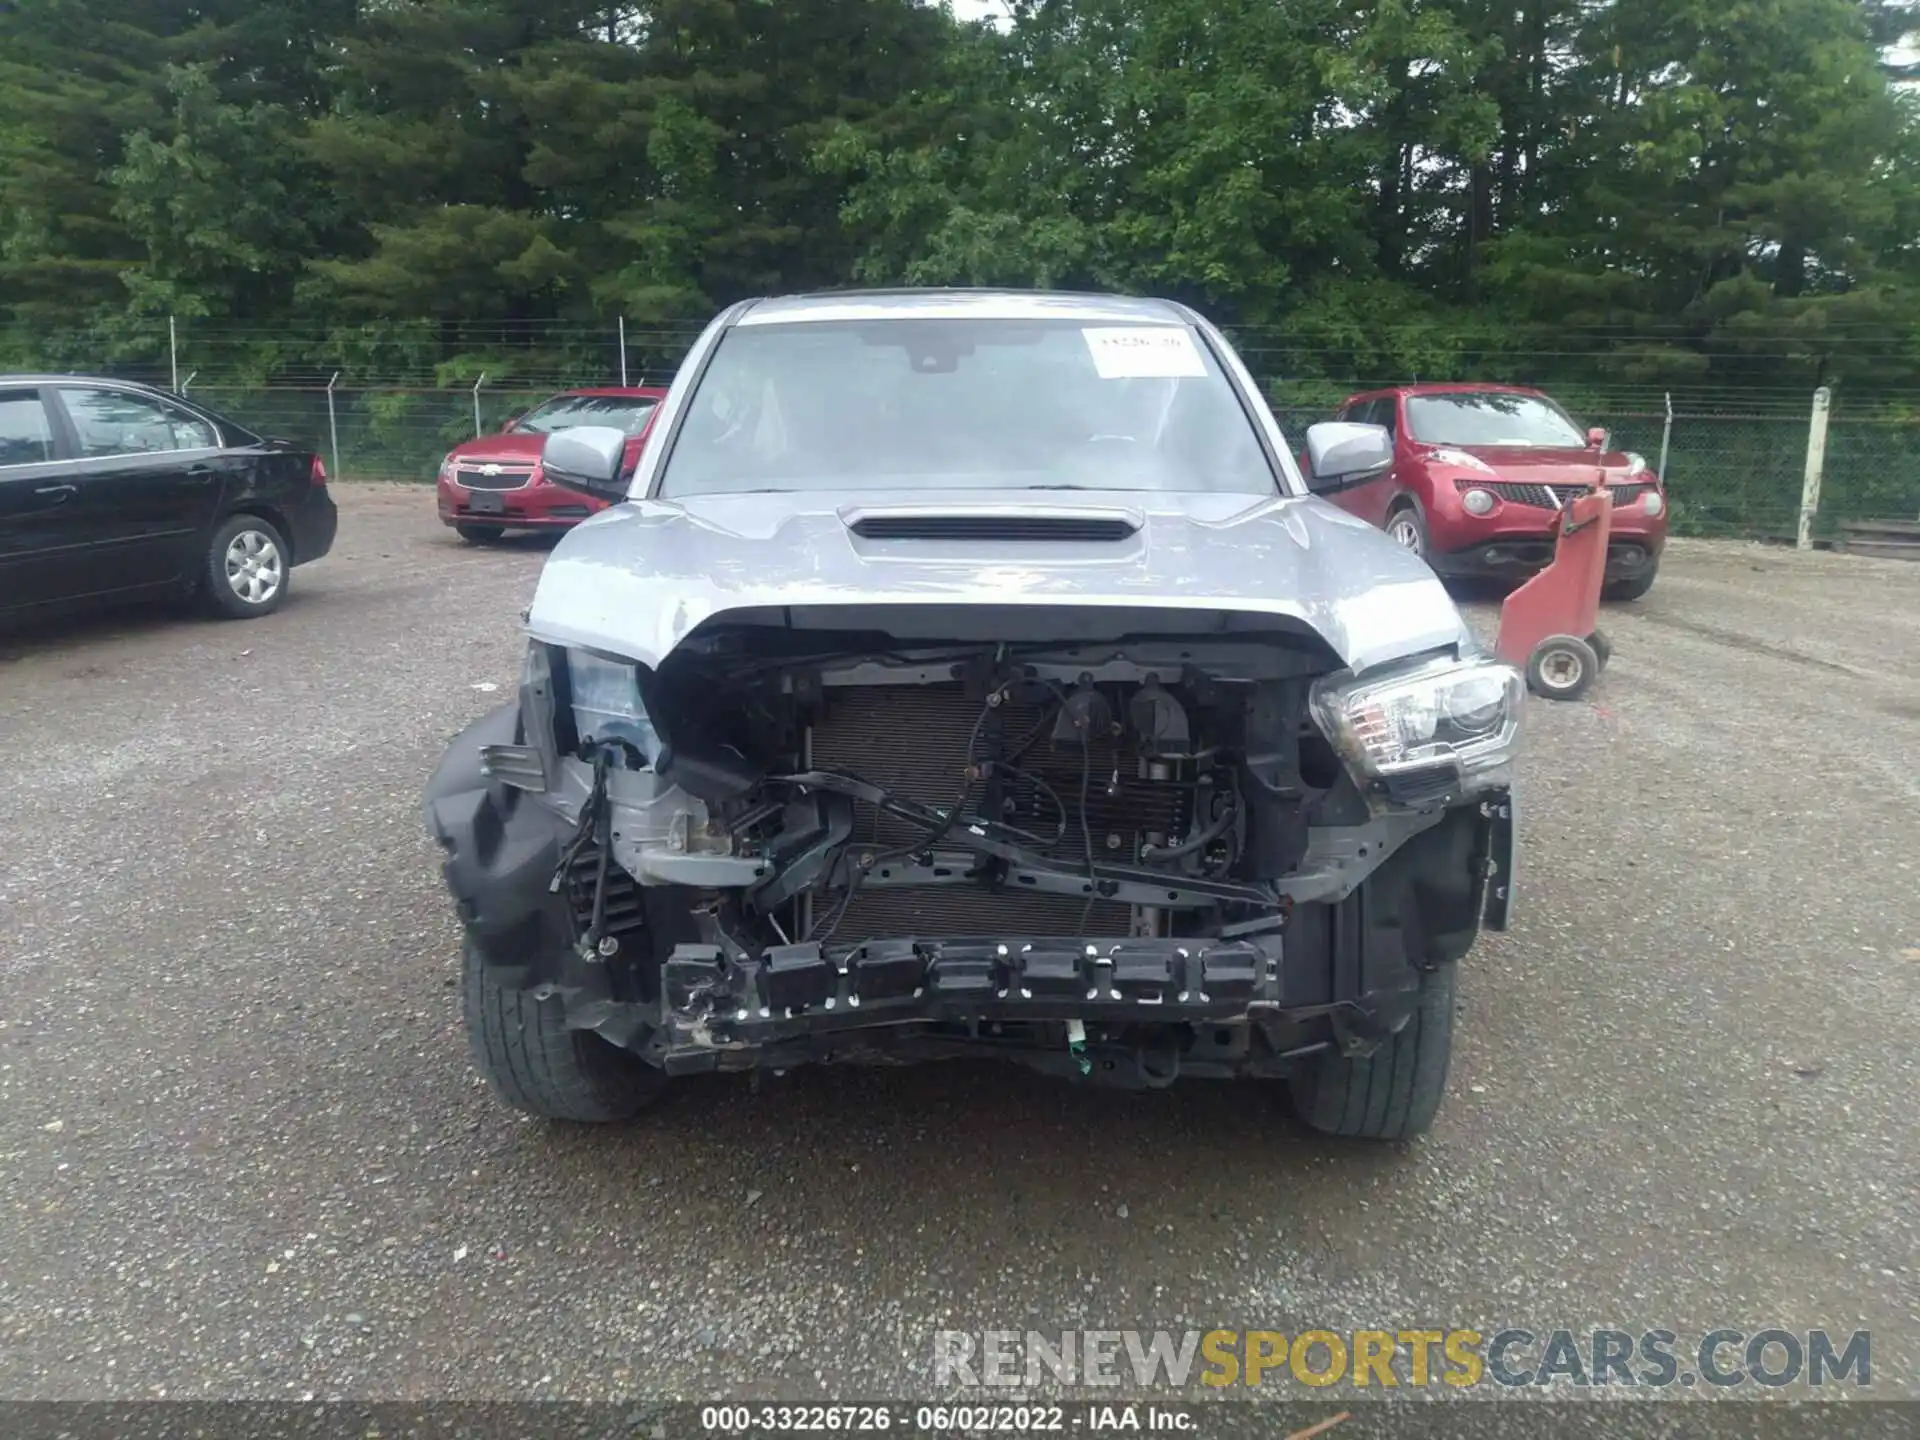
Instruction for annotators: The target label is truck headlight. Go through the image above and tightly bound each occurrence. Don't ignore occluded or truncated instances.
[1311,656,1523,777]
[564,647,657,760]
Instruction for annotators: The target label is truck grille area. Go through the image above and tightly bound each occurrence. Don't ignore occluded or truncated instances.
[805,683,1185,939]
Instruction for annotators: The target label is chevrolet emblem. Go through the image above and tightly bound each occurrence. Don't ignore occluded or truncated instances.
[479,463,503,476]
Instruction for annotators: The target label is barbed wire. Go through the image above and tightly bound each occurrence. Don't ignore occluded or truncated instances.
[46,315,1910,418]
[8,313,1915,535]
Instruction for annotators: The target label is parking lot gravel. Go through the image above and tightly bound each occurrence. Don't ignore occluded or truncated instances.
[1,484,1916,1405]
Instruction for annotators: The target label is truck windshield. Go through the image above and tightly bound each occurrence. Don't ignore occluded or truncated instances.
[654,318,1278,497]
[1404,392,1586,448]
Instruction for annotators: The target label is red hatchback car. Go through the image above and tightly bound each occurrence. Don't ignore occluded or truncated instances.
[1313,383,1668,600]
[436,386,667,543]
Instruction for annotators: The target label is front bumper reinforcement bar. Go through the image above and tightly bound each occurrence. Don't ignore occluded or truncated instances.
[658,933,1282,1070]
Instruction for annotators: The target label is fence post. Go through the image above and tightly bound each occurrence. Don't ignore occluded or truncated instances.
[169,315,179,392]
[1797,386,1832,551]
[471,372,488,438]
[326,371,342,482]
[1657,392,1673,485]
[618,317,628,386]
[179,370,195,396]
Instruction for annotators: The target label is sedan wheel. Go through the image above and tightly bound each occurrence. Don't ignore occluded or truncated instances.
[205,516,290,619]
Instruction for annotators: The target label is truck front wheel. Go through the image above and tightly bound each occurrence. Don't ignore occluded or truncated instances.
[460,940,667,1122]
[1289,962,1456,1140]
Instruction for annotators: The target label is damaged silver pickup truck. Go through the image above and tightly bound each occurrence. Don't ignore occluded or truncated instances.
[425,289,1519,1139]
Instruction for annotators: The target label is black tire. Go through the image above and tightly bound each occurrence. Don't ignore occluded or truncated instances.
[1602,564,1658,602]
[460,940,666,1122]
[204,514,291,619]
[1291,963,1456,1140]
[1384,500,1428,558]
[1524,633,1599,700]
[457,523,506,545]
[1587,629,1611,670]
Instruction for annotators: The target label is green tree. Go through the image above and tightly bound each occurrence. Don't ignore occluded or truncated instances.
[1,0,1916,405]
[0,0,172,354]
[831,0,1418,323]
[304,0,950,326]
[112,65,338,326]
[1479,0,1920,389]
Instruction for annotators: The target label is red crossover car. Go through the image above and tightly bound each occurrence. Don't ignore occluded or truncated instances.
[436,386,667,543]
[1310,384,1668,600]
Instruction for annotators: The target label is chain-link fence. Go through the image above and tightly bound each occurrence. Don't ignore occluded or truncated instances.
[1581,410,1920,539]
[189,384,587,483]
[18,317,1920,540]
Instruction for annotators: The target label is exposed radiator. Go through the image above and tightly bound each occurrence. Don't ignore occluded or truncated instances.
[806,683,1181,940]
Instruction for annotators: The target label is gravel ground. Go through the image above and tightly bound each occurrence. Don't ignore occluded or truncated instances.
[0,485,1915,1408]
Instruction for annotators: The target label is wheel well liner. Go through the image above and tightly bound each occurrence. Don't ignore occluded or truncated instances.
[1283,804,1486,1009]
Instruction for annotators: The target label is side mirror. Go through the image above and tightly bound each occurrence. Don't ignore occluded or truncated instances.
[1303,422,1393,493]
[541,425,631,502]
[1586,426,1609,450]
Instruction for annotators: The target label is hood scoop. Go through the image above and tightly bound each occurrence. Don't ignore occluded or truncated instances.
[843,503,1143,544]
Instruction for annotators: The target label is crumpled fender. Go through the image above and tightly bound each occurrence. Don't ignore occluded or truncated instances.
[422,702,579,990]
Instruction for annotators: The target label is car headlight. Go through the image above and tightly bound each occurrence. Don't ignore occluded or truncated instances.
[1310,656,1523,778]
[564,647,657,759]
[1461,487,1496,516]
[1644,490,1664,517]
[439,455,457,481]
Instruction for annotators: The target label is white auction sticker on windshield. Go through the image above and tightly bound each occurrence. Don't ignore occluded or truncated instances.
[1082,326,1207,379]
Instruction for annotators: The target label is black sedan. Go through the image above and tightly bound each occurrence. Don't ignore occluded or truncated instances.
[0,375,337,622]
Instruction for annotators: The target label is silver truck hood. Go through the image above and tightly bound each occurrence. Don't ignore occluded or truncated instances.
[524,489,1470,674]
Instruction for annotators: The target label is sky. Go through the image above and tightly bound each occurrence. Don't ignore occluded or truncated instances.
[945,0,1008,24]
[939,1,1917,64]
[925,1,1904,78]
